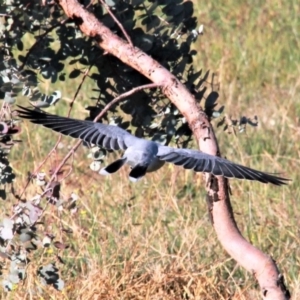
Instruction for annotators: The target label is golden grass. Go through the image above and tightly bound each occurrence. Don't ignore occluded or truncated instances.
[1,0,300,299]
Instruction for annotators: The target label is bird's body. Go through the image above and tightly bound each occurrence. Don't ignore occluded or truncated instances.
[124,143,164,172]
[100,141,165,181]
[16,106,289,185]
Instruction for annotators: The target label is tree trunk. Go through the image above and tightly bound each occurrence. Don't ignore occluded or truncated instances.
[56,0,290,298]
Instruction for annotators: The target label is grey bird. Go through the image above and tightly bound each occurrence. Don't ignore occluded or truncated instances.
[16,106,289,185]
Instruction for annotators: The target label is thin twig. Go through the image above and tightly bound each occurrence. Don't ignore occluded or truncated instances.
[59,150,75,181]
[19,135,62,199]
[48,82,162,183]
[18,83,161,226]
[94,82,161,122]
[67,65,93,116]
[99,0,133,47]
[19,66,92,198]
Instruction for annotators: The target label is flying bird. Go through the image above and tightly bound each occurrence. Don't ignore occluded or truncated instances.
[16,106,289,185]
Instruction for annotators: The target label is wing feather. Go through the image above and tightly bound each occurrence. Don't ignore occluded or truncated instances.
[102,136,112,149]
[16,106,290,186]
[16,106,140,150]
[182,158,197,169]
[157,145,289,185]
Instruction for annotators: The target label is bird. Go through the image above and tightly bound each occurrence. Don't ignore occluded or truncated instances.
[16,105,289,186]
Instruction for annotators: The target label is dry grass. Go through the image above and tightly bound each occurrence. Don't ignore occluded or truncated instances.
[1,0,300,299]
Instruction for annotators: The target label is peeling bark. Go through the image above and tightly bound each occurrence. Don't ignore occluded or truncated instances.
[56,0,290,298]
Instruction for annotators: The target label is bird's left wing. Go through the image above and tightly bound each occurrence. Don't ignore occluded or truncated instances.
[157,145,289,186]
[16,106,140,150]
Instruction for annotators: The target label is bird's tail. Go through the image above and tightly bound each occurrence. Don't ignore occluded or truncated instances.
[129,165,148,182]
[99,158,126,175]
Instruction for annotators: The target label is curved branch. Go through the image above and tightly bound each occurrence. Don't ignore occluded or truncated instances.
[55,0,290,298]
[47,82,162,183]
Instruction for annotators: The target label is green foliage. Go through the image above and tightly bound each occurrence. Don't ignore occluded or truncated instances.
[0,0,215,295]
[0,0,298,298]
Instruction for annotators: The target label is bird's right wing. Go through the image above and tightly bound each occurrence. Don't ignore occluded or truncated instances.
[16,106,140,151]
[157,145,289,186]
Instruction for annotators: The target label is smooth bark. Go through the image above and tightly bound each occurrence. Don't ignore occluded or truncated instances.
[55,0,290,298]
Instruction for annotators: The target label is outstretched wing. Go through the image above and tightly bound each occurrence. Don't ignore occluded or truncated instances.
[157,146,289,186]
[16,106,140,150]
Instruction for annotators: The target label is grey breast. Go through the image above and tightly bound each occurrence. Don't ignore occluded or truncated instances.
[123,140,165,172]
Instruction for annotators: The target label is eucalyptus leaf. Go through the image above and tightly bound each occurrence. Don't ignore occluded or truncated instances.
[90,161,101,171]
[2,279,13,291]
[54,278,64,291]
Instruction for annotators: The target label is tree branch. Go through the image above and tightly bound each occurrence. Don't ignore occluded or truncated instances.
[98,0,133,46]
[55,0,290,298]
[47,82,162,183]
